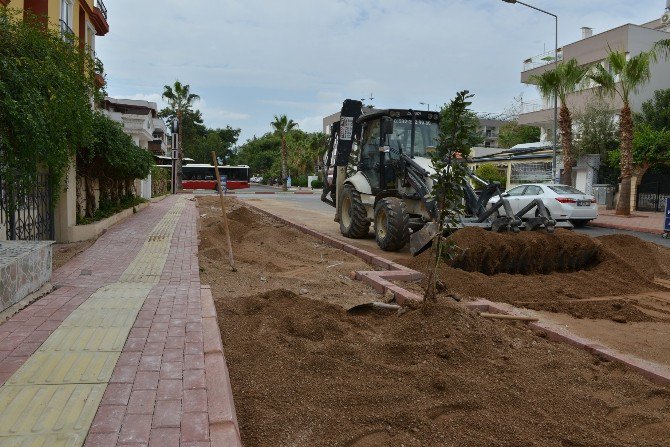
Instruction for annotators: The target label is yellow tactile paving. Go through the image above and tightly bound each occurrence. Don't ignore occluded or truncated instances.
[0,383,104,443]
[6,352,120,385]
[0,198,186,446]
[38,327,131,353]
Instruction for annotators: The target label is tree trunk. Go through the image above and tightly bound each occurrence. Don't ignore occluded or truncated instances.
[616,104,634,215]
[176,111,183,191]
[559,104,574,185]
[84,175,96,217]
[281,136,288,191]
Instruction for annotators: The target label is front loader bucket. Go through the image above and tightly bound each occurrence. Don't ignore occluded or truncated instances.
[410,222,439,256]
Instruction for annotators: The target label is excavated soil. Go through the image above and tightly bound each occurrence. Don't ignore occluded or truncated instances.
[52,240,95,271]
[404,227,670,322]
[198,198,670,447]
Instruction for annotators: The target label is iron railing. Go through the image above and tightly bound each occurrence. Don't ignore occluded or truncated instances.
[96,0,108,20]
[0,173,55,241]
[60,19,74,44]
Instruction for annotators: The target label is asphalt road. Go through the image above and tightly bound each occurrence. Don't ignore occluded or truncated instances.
[238,184,670,248]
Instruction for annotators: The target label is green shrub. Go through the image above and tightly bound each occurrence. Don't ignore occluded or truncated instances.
[474,163,507,188]
[151,165,171,197]
[310,179,324,188]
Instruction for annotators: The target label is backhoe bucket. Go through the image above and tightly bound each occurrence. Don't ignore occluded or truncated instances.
[410,222,439,256]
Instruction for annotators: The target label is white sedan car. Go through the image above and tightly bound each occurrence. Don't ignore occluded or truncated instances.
[488,183,598,226]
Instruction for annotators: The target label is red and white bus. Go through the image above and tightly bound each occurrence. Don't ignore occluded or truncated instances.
[155,161,251,190]
[182,164,250,190]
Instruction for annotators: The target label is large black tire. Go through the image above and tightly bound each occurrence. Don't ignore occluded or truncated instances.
[339,184,370,238]
[374,197,409,251]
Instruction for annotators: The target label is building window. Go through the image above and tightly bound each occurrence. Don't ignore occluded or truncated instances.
[86,21,96,59]
[60,0,74,42]
[61,0,73,26]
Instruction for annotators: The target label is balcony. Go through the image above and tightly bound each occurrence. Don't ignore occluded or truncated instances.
[90,0,109,36]
[60,20,75,45]
[96,0,108,20]
[522,49,563,72]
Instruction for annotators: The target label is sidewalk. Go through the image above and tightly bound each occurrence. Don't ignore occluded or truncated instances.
[0,195,239,446]
[590,206,667,234]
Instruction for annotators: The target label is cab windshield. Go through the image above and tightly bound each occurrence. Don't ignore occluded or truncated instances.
[388,119,439,158]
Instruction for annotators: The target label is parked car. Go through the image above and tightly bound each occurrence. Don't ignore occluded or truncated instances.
[488,183,598,226]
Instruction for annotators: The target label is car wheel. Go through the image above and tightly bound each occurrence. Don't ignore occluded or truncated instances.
[570,219,590,228]
[374,197,409,251]
[339,184,370,238]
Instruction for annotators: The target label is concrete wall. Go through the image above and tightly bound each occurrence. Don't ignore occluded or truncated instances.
[0,241,52,313]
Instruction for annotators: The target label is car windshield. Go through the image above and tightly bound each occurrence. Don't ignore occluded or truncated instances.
[548,185,585,195]
[389,119,439,158]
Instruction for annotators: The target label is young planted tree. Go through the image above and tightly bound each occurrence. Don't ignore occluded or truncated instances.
[160,80,200,190]
[587,41,670,215]
[271,115,298,191]
[529,58,587,185]
[425,91,480,301]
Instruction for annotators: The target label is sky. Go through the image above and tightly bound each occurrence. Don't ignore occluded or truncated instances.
[97,0,667,145]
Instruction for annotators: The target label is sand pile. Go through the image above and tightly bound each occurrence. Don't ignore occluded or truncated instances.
[217,289,670,447]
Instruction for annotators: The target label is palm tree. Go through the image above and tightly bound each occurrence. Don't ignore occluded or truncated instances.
[271,115,298,191]
[161,80,200,190]
[529,58,587,185]
[588,39,670,215]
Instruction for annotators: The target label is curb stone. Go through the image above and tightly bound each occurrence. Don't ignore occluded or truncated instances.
[200,285,242,447]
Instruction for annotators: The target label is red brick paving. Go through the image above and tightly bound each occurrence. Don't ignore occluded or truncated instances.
[0,196,242,446]
[591,206,666,234]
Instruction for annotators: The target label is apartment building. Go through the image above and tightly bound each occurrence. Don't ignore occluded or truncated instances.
[518,3,670,208]
[2,0,109,56]
[1,0,111,241]
[103,98,169,199]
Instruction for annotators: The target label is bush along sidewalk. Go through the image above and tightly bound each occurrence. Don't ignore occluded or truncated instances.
[76,195,147,225]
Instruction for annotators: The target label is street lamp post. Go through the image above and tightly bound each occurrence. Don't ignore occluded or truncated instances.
[419,102,430,111]
[503,0,559,182]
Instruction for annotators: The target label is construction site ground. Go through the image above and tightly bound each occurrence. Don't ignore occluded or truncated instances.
[232,192,670,367]
[198,195,670,447]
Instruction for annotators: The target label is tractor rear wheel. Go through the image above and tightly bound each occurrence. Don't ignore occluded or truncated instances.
[339,184,370,238]
[374,197,409,251]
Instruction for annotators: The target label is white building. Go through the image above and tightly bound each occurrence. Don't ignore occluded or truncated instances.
[102,97,169,198]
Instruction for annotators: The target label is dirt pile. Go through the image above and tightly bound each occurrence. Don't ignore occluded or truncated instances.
[198,196,383,311]
[217,288,670,447]
[403,228,670,321]
[449,228,600,274]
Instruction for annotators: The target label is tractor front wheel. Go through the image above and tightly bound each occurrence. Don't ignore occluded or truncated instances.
[339,184,370,238]
[374,197,409,251]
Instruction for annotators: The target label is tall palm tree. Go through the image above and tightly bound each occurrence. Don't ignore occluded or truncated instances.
[588,39,670,215]
[161,80,200,190]
[271,115,298,191]
[529,58,587,185]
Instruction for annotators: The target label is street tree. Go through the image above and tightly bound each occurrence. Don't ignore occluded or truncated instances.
[587,40,670,215]
[271,115,298,191]
[497,122,540,149]
[160,80,200,190]
[573,100,619,159]
[529,58,587,185]
[425,91,479,301]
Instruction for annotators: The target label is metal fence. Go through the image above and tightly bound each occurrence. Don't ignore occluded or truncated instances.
[0,173,55,240]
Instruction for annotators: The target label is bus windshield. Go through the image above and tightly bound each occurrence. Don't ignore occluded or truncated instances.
[388,119,439,158]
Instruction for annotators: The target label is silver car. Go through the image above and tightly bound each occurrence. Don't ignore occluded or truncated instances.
[489,183,598,226]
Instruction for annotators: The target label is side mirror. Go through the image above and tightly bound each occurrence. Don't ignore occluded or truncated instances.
[501,192,509,197]
[381,116,394,135]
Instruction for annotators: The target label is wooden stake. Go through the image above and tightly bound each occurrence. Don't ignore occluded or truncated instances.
[211,151,236,272]
[479,312,538,322]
